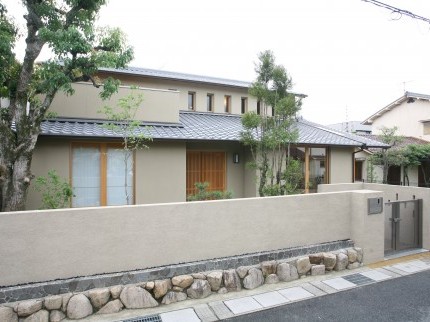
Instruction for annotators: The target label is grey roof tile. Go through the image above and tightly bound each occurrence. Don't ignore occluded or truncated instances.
[39,111,388,148]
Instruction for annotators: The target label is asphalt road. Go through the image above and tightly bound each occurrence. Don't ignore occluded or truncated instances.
[225,270,430,322]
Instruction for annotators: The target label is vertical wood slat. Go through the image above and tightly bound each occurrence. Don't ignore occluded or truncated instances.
[186,151,201,195]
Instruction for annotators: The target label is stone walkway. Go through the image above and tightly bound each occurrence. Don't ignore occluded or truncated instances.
[83,252,430,322]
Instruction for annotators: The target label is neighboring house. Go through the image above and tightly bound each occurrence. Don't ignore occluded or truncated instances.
[327,121,371,135]
[26,67,388,209]
[354,135,429,186]
[363,91,430,140]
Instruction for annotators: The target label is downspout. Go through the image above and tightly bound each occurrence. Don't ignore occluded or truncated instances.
[352,144,367,182]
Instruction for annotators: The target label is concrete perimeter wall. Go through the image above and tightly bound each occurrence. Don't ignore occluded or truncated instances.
[319,183,430,251]
[0,190,383,287]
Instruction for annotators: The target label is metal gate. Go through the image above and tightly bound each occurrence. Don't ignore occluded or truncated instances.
[384,199,422,255]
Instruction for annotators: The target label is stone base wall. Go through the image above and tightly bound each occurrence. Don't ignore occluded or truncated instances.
[0,245,363,322]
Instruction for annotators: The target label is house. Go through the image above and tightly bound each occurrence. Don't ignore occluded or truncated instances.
[26,67,388,209]
[327,121,371,135]
[363,91,430,140]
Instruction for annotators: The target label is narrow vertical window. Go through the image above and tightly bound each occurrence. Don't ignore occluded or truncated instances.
[257,100,261,115]
[224,95,231,113]
[188,92,195,110]
[207,94,214,112]
[241,97,248,114]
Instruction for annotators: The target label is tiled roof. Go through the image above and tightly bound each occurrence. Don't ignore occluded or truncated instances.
[99,67,308,98]
[358,134,430,150]
[40,111,388,148]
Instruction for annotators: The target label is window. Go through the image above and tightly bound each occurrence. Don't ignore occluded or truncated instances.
[188,92,195,110]
[224,95,231,113]
[71,143,134,207]
[241,97,248,114]
[257,100,261,115]
[207,94,214,112]
[186,151,226,196]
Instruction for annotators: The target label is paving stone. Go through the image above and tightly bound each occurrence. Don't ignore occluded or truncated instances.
[253,291,289,307]
[360,270,392,282]
[278,287,315,301]
[391,262,425,273]
[160,308,200,322]
[300,282,327,296]
[382,266,411,276]
[208,301,234,320]
[194,304,218,322]
[374,267,401,278]
[309,280,339,294]
[322,277,356,290]
[224,297,263,315]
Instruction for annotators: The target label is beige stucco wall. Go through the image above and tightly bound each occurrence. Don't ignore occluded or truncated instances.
[371,100,430,140]
[330,147,354,184]
[319,183,430,250]
[0,190,382,286]
[49,83,180,123]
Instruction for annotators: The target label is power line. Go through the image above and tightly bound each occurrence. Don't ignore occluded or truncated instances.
[362,0,430,24]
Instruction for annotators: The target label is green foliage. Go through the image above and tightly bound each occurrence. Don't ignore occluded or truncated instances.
[187,182,233,201]
[403,144,430,186]
[34,170,74,209]
[241,50,302,196]
[366,160,379,183]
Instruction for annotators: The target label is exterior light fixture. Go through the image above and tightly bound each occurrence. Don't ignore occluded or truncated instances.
[233,153,240,164]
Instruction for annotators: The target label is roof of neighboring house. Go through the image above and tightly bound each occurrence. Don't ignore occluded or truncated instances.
[99,67,308,98]
[39,111,388,148]
[363,91,430,125]
[327,121,371,133]
[357,134,430,150]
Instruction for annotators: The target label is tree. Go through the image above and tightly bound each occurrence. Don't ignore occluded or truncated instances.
[0,0,133,211]
[34,169,73,209]
[99,88,151,205]
[403,144,430,187]
[369,126,406,184]
[241,50,303,196]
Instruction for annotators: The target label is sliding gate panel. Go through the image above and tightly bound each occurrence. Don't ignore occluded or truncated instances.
[384,199,422,255]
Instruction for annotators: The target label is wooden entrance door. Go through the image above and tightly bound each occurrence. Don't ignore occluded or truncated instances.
[186,151,226,196]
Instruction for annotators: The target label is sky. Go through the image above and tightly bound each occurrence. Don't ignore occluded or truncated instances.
[4,0,430,125]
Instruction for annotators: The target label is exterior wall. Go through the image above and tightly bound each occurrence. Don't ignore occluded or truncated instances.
[371,100,430,140]
[98,72,260,116]
[186,141,247,198]
[319,183,430,251]
[49,83,180,123]
[329,147,354,184]
[0,190,381,286]
[27,138,187,210]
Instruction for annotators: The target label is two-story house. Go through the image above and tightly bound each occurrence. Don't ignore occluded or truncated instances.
[25,67,387,209]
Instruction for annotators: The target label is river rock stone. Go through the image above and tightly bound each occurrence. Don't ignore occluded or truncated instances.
[223,269,242,292]
[43,295,62,311]
[161,291,187,305]
[110,285,123,299]
[236,266,249,279]
[309,253,324,264]
[145,281,155,290]
[23,310,49,322]
[192,273,206,280]
[348,262,361,270]
[17,300,43,317]
[334,253,349,271]
[187,280,212,299]
[243,268,264,289]
[88,288,110,309]
[61,293,73,312]
[218,287,228,294]
[311,265,325,276]
[49,310,65,322]
[207,271,223,291]
[290,265,299,280]
[323,253,337,271]
[354,247,364,262]
[261,261,277,277]
[97,300,124,314]
[277,263,291,281]
[173,286,183,292]
[66,294,92,320]
[154,279,172,299]
[265,274,279,284]
[347,249,358,263]
[172,275,193,289]
[120,286,158,309]
[296,257,311,275]
[0,306,18,322]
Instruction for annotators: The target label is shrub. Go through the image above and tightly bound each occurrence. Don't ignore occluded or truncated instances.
[187,182,232,201]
